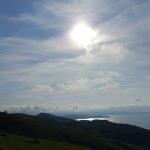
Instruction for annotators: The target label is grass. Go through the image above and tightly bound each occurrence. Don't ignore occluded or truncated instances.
[0,134,145,150]
[0,134,93,150]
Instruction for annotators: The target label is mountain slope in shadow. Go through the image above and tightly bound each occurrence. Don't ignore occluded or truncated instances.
[0,112,149,150]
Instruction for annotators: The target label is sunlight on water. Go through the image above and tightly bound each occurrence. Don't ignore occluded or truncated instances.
[77,117,108,121]
[77,114,150,130]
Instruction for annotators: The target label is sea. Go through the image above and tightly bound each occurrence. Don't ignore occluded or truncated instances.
[77,113,150,130]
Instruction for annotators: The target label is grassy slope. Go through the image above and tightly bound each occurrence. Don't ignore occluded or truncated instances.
[0,113,149,149]
[0,134,93,150]
[0,134,146,150]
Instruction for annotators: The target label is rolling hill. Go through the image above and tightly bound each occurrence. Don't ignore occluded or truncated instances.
[0,112,150,150]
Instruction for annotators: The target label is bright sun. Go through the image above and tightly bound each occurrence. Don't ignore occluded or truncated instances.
[70,22,98,49]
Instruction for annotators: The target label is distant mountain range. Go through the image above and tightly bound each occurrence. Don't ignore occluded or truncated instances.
[0,111,150,150]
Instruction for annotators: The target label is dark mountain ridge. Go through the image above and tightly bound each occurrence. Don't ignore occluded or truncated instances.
[0,111,150,149]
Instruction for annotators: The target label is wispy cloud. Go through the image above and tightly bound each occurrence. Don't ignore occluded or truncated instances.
[58,71,120,92]
[0,0,150,111]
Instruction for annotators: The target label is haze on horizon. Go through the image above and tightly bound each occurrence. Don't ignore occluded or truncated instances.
[0,0,150,114]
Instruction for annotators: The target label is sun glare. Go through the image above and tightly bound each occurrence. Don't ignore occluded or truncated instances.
[70,22,98,50]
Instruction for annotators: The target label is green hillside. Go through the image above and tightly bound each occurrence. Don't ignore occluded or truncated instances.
[0,134,93,150]
[0,112,149,150]
[0,134,146,150]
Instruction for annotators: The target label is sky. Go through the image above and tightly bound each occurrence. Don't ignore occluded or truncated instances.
[0,0,150,114]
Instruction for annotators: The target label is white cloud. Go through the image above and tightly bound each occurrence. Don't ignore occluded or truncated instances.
[0,35,76,54]
[31,84,53,96]
[0,0,150,109]
[58,71,120,92]
[58,78,89,92]
[10,84,54,102]
[100,43,127,58]
[98,83,120,92]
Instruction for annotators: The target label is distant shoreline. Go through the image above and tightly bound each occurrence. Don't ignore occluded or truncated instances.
[76,115,110,121]
[77,114,150,130]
